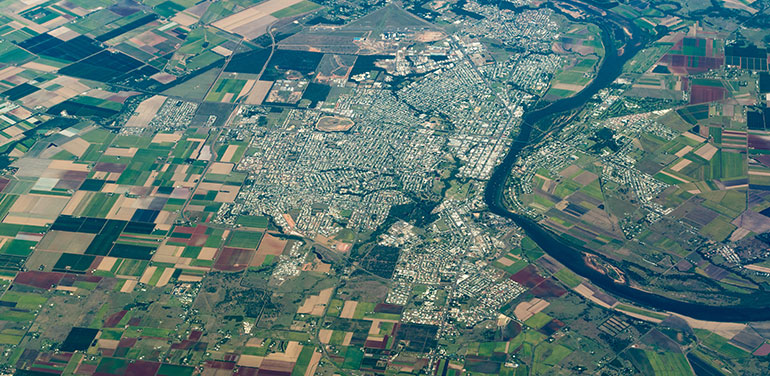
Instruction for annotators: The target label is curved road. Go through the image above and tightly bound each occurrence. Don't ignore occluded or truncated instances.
[483,2,770,322]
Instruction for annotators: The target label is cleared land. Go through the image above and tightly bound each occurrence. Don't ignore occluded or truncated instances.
[316,116,354,132]
[124,95,167,128]
[212,0,306,40]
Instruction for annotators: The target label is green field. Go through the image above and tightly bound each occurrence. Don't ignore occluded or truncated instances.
[1,239,35,256]
[495,258,528,275]
[236,215,269,228]
[329,330,346,345]
[700,190,745,218]
[524,312,553,329]
[291,345,315,376]
[555,71,591,86]
[205,78,248,103]
[572,57,598,72]
[1,291,47,309]
[115,259,149,277]
[533,342,573,374]
[186,50,224,70]
[547,88,576,98]
[0,309,36,322]
[508,330,545,363]
[352,301,376,320]
[552,179,582,199]
[326,299,343,317]
[0,41,33,64]
[227,231,263,249]
[627,348,693,376]
[697,329,749,358]
[477,341,507,357]
[334,228,355,242]
[521,237,545,260]
[176,27,228,56]
[79,192,119,217]
[553,268,582,288]
[164,68,222,101]
[700,216,736,242]
[719,151,745,179]
[0,333,23,345]
[341,347,364,369]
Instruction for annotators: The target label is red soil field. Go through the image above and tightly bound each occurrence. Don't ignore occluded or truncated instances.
[118,338,137,348]
[94,162,126,173]
[214,247,255,271]
[510,266,546,288]
[205,360,235,370]
[530,278,568,298]
[374,303,403,314]
[690,85,726,104]
[103,310,128,328]
[365,336,389,349]
[235,367,259,376]
[124,360,160,376]
[748,134,770,150]
[14,271,65,289]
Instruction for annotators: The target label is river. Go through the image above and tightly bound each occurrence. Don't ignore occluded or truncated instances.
[482,1,770,322]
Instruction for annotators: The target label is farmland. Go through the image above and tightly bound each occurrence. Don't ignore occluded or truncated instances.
[205,77,251,103]
[0,0,765,375]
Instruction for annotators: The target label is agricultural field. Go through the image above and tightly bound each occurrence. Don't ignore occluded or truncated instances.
[211,0,315,40]
[545,23,603,99]
[205,77,253,103]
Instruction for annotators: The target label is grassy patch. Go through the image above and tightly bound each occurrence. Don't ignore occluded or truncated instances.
[227,231,263,249]
[644,350,694,376]
[700,216,736,242]
[615,304,668,320]
[553,268,582,288]
[205,78,248,103]
[341,347,364,369]
[326,299,343,317]
[236,215,269,228]
[533,342,573,374]
[524,312,552,329]
[547,88,575,98]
